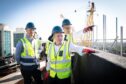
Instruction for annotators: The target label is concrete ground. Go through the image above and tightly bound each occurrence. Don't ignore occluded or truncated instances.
[0,69,23,84]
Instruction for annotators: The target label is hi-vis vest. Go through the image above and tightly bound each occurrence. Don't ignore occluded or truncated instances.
[20,37,39,66]
[48,41,71,79]
[64,34,73,42]
[45,40,52,55]
[64,34,77,44]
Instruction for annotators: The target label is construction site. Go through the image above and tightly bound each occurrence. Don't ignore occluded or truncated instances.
[0,0,126,84]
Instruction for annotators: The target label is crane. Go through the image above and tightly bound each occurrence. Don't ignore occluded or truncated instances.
[59,0,96,46]
[83,0,95,47]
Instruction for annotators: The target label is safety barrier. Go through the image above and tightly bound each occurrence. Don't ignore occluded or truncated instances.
[72,50,126,84]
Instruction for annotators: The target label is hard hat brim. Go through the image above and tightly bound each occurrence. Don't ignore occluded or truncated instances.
[25,27,36,30]
[49,31,64,41]
[62,24,72,27]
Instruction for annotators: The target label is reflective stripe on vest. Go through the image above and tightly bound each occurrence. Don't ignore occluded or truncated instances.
[50,67,71,72]
[20,62,36,66]
[48,41,71,79]
[45,41,52,54]
[50,60,71,64]
[20,37,38,65]
[34,39,40,59]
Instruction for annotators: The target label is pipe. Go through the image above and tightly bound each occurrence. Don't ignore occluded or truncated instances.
[120,26,123,56]
[116,17,118,54]
[103,14,106,51]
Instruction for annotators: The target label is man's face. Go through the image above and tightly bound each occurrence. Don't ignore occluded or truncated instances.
[63,25,71,34]
[54,33,63,43]
[26,28,35,37]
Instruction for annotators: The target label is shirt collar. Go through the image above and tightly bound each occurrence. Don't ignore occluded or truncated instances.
[54,41,64,46]
[26,34,34,42]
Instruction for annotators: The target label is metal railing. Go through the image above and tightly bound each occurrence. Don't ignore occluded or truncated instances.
[92,38,126,56]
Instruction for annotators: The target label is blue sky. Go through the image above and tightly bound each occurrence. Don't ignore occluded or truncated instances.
[0,0,126,41]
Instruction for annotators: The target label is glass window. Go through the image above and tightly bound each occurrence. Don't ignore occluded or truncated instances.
[14,33,24,47]
[4,31,11,57]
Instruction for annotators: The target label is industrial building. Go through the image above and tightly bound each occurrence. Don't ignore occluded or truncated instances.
[0,23,17,74]
[13,28,25,47]
[0,24,13,57]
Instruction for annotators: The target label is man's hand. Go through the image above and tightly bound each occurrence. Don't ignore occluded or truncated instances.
[39,61,46,71]
[82,48,95,54]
